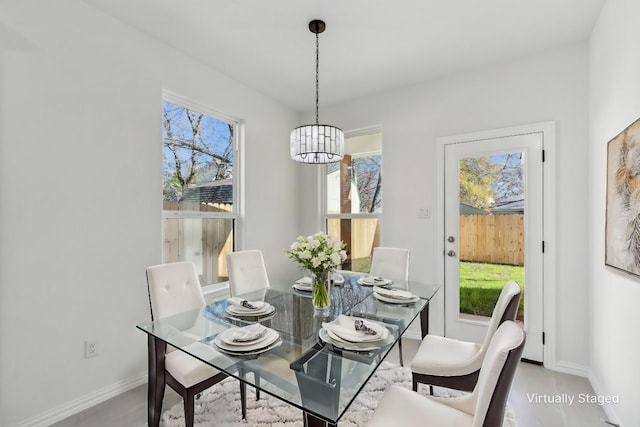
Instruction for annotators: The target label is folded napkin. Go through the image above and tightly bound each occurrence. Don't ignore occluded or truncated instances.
[222,324,268,343]
[322,315,386,342]
[295,276,313,285]
[227,297,267,310]
[373,286,416,300]
[330,272,345,284]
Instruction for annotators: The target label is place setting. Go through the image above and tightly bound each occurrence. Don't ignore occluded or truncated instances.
[292,272,345,293]
[225,297,275,318]
[372,286,421,305]
[318,314,394,352]
[292,276,313,292]
[213,323,282,356]
[357,275,392,286]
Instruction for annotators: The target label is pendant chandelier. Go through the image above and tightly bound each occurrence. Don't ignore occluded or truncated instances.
[290,20,344,164]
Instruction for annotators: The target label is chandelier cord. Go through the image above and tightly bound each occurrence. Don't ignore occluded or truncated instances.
[315,31,320,125]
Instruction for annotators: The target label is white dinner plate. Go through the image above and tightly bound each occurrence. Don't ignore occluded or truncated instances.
[373,292,420,304]
[215,338,283,356]
[357,277,392,286]
[321,315,390,342]
[319,328,393,352]
[292,283,313,292]
[225,304,275,316]
[373,286,416,300]
[214,328,280,353]
[219,324,269,346]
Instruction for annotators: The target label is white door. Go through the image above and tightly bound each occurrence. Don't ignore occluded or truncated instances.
[443,130,544,362]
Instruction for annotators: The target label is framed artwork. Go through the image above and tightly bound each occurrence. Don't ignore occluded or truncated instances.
[606,116,640,277]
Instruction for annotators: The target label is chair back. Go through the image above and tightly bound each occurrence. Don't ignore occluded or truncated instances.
[226,250,270,296]
[479,281,521,353]
[145,261,206,320]
[369,247,410,284]
[471,321,526,427]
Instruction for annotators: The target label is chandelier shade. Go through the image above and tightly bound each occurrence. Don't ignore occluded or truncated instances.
[290,19,344,164]
[290,124,344,164]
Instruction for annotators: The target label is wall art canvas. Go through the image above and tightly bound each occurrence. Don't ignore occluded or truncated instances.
[606,116,640,277]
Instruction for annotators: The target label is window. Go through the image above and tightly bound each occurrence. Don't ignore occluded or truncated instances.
[325,132,382,272]
[162,96,239,285]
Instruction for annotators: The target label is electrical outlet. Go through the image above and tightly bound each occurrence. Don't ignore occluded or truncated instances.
[85,340,99,358]
[417,207,430,219]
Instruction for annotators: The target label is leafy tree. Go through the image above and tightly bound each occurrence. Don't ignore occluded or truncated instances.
[459,156,500,210]
[459,153,524,211]
[162,102,233,201]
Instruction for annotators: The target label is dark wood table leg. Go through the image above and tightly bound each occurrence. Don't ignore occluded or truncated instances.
[419,302,430,338]
[147,335,166,427]
[238,367,247,419]
[303,412,337,427]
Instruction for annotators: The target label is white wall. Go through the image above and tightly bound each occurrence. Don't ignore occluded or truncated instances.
[0,1,299,425]
[589,0,640,425]
[303,44,590,367]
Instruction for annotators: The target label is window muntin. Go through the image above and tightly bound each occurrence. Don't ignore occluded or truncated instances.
[162,98,238,285]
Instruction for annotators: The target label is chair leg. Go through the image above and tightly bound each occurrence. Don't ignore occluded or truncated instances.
[184,391,195,427]
[255,372,261,401]
[240,381,247,420]
[397,338,404,367]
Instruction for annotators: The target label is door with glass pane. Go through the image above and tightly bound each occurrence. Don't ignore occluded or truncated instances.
[444,131,543,362]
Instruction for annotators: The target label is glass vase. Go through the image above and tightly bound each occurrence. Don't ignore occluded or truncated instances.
[312,271,331,315]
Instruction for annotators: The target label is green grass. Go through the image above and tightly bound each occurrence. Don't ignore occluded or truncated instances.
[346,258,524,320]
[349,257,372,273]
[459,261,525,320]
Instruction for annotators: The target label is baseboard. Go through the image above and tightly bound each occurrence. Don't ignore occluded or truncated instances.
[588,370,622,427]
[12,374,147,427]
[551,360,590,378]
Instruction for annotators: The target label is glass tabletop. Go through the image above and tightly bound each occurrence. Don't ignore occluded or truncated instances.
[136,273,439,424]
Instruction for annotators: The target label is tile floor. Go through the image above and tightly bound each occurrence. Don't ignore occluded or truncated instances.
[53,339,612,427]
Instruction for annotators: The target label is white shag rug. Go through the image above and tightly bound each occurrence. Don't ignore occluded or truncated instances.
[161,362,516,426]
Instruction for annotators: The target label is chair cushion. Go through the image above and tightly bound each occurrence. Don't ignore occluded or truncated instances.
[410,334,482,376]
[165,349,220,389]
[368,385,473,427]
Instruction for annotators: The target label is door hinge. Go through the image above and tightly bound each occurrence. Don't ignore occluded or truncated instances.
[542,241,545,253]
[542,332,546,345]
[542,149,546,162]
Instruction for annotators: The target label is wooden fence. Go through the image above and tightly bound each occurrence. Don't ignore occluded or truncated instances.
[163,201,234,283]
[327,218,380,260]
[459,214,524,266]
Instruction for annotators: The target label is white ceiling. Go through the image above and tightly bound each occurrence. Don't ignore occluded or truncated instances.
[82,0,605,112]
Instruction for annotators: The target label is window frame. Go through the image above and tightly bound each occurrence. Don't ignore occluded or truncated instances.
[161,90,244,284]
[322,128,383,271]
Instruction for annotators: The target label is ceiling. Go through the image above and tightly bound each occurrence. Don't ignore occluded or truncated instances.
[82,0,605,112]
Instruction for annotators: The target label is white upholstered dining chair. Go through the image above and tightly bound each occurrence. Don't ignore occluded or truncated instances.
[369,246,410,365]
[369,247,410,283]
[146,261,244,426]
[226,249,270,296]
[225,249,271,400]
[411,280,521,393]
[368,321,526,427]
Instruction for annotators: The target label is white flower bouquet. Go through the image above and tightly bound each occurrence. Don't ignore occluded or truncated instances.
[285,232,347,309]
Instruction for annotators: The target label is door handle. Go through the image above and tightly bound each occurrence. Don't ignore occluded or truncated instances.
[447,250,456,257]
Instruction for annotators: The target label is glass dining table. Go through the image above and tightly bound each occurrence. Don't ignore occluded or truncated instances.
[136,273,439,427]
